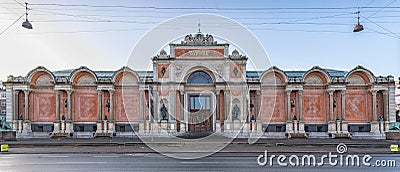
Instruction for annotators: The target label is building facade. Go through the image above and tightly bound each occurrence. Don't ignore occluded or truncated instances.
[0,82,6,119]
[3,32,397,139]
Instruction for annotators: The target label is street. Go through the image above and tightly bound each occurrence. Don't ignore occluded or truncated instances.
[0,153,398,172]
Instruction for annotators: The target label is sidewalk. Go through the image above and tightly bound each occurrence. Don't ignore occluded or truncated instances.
[1,137,397,146]
[1,137,398,154]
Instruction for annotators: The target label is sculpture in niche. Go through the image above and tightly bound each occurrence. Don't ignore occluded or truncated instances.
[105,99,110,112]
[232,104,240,121]
[233,67,239,76]
[161,67,166,76]
[160,103,168,122]
[291,98,297,120]
[64,98,68,108]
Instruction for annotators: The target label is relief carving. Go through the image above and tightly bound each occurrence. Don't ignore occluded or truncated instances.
[347,75,365,84]
[77,75,96,85]
[36,74,52,86]
[304,75,323,84]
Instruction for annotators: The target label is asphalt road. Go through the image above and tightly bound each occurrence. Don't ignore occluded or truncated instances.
[0,153,399,172]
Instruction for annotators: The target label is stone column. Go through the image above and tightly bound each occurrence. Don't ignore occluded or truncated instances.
[139,90,144,121]
[370,90,379,133]
[328,89,336,133]
[66,90,73,133]
[371,90,377,121]
[108,90,115,133]
[215,91,221,132]
[256,90,262,132]
[67,90,72,120]
[53,90,60,133]
[12,90,19,131]
[139,90,144,134]
[285,90,293,133]
[170,89,176,122]
[97,90,103,133]
[153,87,158,122]
[55,91,60,121]
[23,90,30,121]
[22,90,31,133]
[341,90,348,133]
[298,90,304,133]
[328,90,334,121]
[169,89,177,132]
[224,90,231,132]
[383,90,389,131]
[183,91,188,132]
[341,90,346,121]
[180,91,185,132]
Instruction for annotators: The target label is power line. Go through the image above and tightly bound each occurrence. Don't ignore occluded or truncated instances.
[361,0,399,22]
[0,13,24,37]
[26,3,400,10]
[361,14,400,39]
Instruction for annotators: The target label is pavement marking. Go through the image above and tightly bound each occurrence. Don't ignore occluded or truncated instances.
[180,161,220,164]
[56,162,106,164]
[93,155,120,158]
[42,155,69,158]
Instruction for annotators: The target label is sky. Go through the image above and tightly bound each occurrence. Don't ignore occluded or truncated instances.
[0,0,399,82]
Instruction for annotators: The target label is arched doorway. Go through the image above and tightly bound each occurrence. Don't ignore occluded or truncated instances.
[186,70,214,132]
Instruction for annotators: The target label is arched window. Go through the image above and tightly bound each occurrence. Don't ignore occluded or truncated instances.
[187,71,213,84]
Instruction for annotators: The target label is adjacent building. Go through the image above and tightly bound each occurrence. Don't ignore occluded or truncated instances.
[3,32,397,139]
[0,82,6,119]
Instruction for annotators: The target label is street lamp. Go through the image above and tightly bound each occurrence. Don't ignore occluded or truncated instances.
[22,2,32,29]
[353,10,363,32]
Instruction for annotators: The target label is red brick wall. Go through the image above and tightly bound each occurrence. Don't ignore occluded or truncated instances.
[115,88,140,122]
[73,87,97,122]
[302,88,327,122]
[32,89,56,122]
[260,88,286,122]
[345,87,372,122]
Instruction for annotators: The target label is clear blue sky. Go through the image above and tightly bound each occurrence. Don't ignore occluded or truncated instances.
[0,0,399,80]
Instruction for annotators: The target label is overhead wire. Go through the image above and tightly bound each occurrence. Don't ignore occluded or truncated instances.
[0,2,397,39]
[0,13,24,37]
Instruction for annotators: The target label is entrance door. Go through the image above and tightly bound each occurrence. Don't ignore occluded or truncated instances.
[188,95,213,131]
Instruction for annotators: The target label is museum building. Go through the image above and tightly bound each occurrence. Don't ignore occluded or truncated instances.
[3,32,397,139]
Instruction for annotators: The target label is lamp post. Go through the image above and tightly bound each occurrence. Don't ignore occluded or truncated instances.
[353,9,363,32]
[22,2,32,29]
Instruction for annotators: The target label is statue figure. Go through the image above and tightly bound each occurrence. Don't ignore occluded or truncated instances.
[61,114,65,121]
[232,104,240,121]
[104,114,108,121]
[290,99,296,109]
[18,114,23,120]
[160,103,168,121]
[105,99,110,112]
[333,99,337,109]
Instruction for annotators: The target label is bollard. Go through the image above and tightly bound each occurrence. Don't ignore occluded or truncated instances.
[390,144,399,152]
[1,144,9,152]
